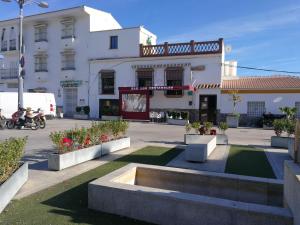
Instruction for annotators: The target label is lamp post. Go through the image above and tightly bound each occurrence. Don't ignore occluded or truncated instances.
[1,0,48,109]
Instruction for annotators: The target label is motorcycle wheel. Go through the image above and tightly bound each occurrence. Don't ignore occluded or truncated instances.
[7,120,15,129]
[31,121,39,130]
[39,120,46,129]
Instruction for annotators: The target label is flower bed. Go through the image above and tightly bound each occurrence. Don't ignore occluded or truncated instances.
[48,121,130,171]
[0,138,28,213]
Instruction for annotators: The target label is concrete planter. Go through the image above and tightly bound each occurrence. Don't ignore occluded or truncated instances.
[216,134,228,145]
[0,162,28,213]
[167,118,188,126]
[288,138,295,159]
[101,137,130,156]
[184,134,201,144]
[48,137,130,171]
[73,114,89,120]
[226,115,239,128]
[271,136,292,149]
[101,116,120,121]
[48,145,102,171]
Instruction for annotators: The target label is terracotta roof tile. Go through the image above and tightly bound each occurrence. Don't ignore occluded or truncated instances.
[222,76,300,90]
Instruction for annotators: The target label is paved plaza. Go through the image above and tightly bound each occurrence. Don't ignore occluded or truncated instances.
[0,119,291,198]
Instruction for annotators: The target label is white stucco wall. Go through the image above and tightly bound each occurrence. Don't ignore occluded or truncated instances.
[220,93,300,114]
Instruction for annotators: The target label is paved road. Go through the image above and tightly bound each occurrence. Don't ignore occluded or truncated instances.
[0,119,275,157]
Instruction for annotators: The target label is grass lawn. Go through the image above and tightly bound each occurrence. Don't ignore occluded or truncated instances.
[0,146,183,225]
[225,145,276,179]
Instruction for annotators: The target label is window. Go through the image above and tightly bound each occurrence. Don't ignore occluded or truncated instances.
[137,69,153,95]
[9,27,16,50]
[7,83,18,89]
[165,67,183,96]
[247,101,265,117]
[100,99,119,117]
[110,36,118,49]
[100,71,115,94]
[34,24,47,42]
[61,19,74,39]
[61,50,75,70]
[1,28,7,52]
[34,54,47,72]
[296,102,300,118]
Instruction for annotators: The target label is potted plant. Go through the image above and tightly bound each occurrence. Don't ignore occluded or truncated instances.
[184,122,202,144]
[271,119,291,148]
[48,120,130,171]
[217,122,229,145]
[226,90,242,128]
[0,137,28,213]
[74,106,90,120]
[203,122,213,135]
[167,111,189,126]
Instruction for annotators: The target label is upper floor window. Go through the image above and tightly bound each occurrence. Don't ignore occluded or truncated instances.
[110,36,118,49]
[61,50,75,70]
[9,27,16,51]
[247,101,265,117]
[61,18,75,39]
[100,70,115,94]
[165,67,183,96]
[34,24,47,42]
[34,53,48,72]
[137,69,153,95]
[1,28,7,52]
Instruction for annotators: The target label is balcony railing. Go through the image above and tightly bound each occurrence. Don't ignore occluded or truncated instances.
[140,38,223,57]
[0,68,18,80]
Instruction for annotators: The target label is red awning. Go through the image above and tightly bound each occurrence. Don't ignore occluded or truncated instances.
[119,85,194,92]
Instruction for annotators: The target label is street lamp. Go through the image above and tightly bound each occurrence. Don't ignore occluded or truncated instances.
[1,0,48,108]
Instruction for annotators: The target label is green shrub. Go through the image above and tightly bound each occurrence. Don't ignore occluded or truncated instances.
[83,106,90,115]
[181,112,189,120]
[285,119,296,137]
[185,123,192,134]
[191,122,200,134]
[273,119,285,137]
[219,122,228,134]
[203,122,213,134]
[75,106,81,113]
[0,137,27,184]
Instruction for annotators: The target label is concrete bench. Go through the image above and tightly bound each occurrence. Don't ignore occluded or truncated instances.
[185,135,216,162]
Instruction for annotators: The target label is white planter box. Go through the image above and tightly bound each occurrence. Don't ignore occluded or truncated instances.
[167,118,188,126]
[102,137,130,156]
[185,136,217,162]
[0,162,28,213]
[48,137,131,171]
[226,115,239,128]
[48,145,102,171]
[101,116,120,121]
[184,134,202,144]
[288,138,295,159]
[271,136,292,149]
[73,114,89,120]
[216,134,228,145]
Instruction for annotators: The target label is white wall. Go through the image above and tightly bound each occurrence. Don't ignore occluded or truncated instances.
[220,93,300,114]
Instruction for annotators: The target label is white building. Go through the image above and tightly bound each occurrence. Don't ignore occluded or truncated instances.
[0,5,299,125]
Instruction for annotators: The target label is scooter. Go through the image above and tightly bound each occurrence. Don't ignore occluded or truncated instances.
[7,108,39,130]
[34,108,46,129]
[0,108,7,129]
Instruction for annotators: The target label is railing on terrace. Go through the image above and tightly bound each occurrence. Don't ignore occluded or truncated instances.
[140,38,223,57]
[0,68,18,80]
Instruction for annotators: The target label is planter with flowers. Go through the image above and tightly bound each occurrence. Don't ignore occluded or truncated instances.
[48,120,130,171]
[216,122,229,145]
[0,137,28,213]
[167,111,189,126]
[226,91,242,128]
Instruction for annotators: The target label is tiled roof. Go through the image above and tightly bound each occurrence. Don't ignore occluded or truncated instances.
[222,76,300,90]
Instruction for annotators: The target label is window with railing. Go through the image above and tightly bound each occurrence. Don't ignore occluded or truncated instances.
[61,18,75,39]
[61,50,75,70]
[9,39,16,51]
[137,69,153,95]
[35,54,48,72]
[99,71,115,94]
[165,67,183,96]
[247,101,265,117]
[34,25,47,42]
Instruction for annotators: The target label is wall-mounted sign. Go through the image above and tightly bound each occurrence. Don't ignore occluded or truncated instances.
[60,80,82,88]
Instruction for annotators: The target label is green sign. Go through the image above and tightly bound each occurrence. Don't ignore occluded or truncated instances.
[188,91,193,96]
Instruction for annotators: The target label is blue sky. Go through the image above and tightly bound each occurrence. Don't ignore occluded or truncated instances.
[0,0,299,76]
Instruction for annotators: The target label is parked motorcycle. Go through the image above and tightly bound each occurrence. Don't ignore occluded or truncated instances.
[34,108,46,129]
[7,107,39,130]
[0,108,7,129]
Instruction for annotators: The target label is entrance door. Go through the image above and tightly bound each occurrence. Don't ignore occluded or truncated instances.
[199,95,217,124]
[63,88,77,117]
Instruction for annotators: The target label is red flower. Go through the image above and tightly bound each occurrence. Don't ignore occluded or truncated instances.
[210,129,217,135]
[84,136,91,146]
[62,137,73,147]
[100,134,109,143]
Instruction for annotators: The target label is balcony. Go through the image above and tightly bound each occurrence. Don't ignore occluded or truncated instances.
[0,68,18,81]
[140,38,223,57]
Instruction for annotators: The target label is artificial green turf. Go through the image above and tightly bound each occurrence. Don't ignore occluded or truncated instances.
[0,146,183,225]
[225,145,276,179]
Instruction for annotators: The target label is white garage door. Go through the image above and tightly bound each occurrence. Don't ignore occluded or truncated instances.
[63,88,77,117]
